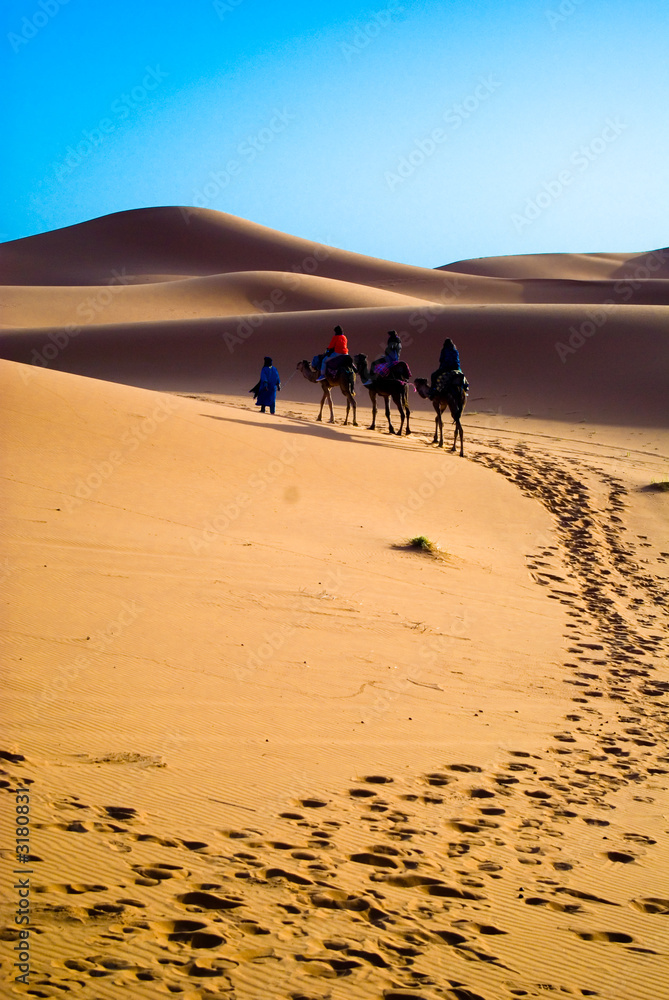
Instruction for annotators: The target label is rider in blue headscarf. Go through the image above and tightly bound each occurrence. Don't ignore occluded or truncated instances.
[431,338,461,389]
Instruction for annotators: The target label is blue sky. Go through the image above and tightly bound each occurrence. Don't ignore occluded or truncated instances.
[2,0,667,266]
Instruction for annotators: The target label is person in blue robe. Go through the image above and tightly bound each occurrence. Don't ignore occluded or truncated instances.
[255,357,281,414]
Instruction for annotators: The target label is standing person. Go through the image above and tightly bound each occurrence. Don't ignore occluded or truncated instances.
[317,324,349,380]
[431,337,461,389]
[255,356,281,414]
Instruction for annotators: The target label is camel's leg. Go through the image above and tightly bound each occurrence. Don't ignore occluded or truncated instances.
[343,395,350,425]
[432,402,440,445]
[350,394,357,427]
[317,389,326,422]
[456,419,464,456]
[437,408,444,448]
[448,399,464,455]
[404,393,411,435]
[396,396,405,436]
[326,387,334,423]
[384,396,396,435]
[369,392,377,431]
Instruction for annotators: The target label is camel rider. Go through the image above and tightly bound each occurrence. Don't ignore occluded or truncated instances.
[431,337,461,390]
[317,325,349,380]
[385,330,402,366]
[366,331,403,385]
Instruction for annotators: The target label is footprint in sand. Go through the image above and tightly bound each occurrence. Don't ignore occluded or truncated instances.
[33,882,107,895]
[105,805,137,821]
[264,867,314,885]
[350,851,401,869]
[630,897,669,914]
[575,930,634,944]
[129,832,181,846]
[177,890,244,910]
[600,850,636,864]
[132,863,188,884]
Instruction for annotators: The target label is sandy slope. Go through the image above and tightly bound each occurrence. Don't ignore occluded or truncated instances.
[1,209,668,999]
[2,303,668,427]
[1,361,668,999]
[1,208,667,430]
[0,272,435,329]
[440,248,669,281]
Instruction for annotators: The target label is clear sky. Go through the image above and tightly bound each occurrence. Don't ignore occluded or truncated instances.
[2,0,667,266]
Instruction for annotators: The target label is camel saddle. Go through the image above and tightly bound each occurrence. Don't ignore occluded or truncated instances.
[434,369,469,394]
[323,353,355,378]
[371,359,412,383]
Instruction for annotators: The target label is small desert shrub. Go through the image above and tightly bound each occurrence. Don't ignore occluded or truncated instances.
[402,535,446,558]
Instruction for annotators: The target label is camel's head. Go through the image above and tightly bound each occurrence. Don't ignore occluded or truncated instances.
[414,377,431,399]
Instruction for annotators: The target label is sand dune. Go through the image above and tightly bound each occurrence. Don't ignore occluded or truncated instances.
[0,272,433,329]
[0,206,475,292]
[1,209,668,999]
[1,359,668,999]
[2,303,667,426]
[3,207,668,308]
[441,247,669,281]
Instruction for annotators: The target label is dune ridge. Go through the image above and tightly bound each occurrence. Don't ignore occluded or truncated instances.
[2,359,668,999]
[1,207,668,426]
[440,247,669,281]
[1,208,668,999]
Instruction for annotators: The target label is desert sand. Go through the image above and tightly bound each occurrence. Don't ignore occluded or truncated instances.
[1,209,668,1000]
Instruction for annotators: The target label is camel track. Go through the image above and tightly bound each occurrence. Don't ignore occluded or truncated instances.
[2,415,668,999]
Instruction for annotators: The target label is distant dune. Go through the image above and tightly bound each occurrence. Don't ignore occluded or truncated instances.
[440,247,669,281]
[0,207,667,425]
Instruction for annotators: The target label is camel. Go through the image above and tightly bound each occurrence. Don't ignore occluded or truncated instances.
[297,356,357,425]
[414,375,467,456]
[353,354,411,436]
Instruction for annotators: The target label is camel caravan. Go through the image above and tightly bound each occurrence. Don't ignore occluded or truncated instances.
[297,327,469,456]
